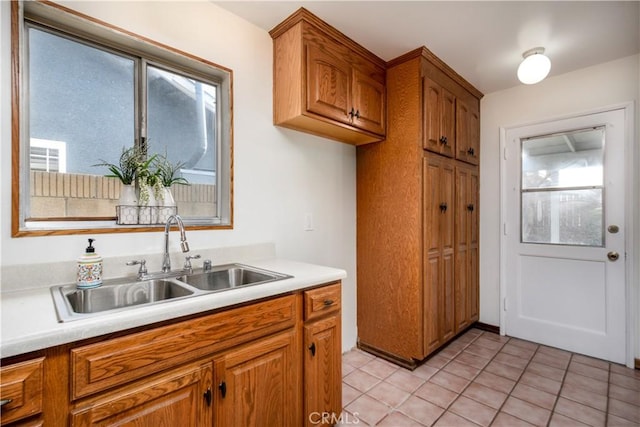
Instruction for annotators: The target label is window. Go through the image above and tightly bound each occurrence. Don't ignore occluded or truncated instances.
[521,127,605,247]
[12,1,232,236]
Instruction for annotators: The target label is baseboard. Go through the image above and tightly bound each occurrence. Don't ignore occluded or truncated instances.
[472,321,500,334]
[635,358,639,370]
[357,341,418,370]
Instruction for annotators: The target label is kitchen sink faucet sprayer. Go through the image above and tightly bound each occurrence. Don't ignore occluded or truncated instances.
[162,214,189,272]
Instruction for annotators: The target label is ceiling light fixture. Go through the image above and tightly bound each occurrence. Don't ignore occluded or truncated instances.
[517,47,551,85]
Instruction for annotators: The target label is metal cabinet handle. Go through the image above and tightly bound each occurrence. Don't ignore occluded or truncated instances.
[467,204,474,212]
[439,203,448,213]
[354,109,360,119]
[0,399,12,407]
[323,299,334,306]
[439,136,448,145]
[467,147,475,156]
[309,342,316,357]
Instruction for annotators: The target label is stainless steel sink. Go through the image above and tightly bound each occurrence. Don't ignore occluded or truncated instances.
[51,264,292,322]
[176,264,291,292]
[51,278,194,321]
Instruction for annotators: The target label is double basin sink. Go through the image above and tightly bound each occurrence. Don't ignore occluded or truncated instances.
[51,263,292,322]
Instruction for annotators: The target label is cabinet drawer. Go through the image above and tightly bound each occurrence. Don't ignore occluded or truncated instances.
[304,283,341,321]
[71,295,297,399]
[0,358,44,425]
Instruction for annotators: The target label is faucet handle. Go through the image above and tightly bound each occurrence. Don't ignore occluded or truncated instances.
[183,254,201,272]
[126,259,148,280]
[203,259,212,271]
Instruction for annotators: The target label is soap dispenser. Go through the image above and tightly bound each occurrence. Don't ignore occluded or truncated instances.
[77,238,103,288]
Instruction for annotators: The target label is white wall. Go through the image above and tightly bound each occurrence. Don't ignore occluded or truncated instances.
[479,54,640,358]
[0,1,358,351]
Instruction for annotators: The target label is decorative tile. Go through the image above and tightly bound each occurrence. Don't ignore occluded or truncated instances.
[385,368,426,393]
[500,342,537,360]
[429,370,471,394]
[433,410,480,427]
[511,383,557,410]
[532,351,570,370]
[492,412,536,427]
[397,395,445,426]
[377,411,425,426]
[610,372,640,391]
[554,397,606,427]
[609,383,640,406]
[465,343,500,359]
[608,398,640,424]
[414,381,459,409]
[343,350,374,368]
[360,358,399,379]
[366,380,410,408]
[485,360,525,380]
[548,412,591,426]
[344,394,391,426]
[448,396,497,427]
[519,371,562,395]
[560,382,607,411]
[443,360,481,380]
[571,354,610,371]
[501,396,552,426]
[568,361,609,382]
[454,351,491,370]
[342,383,361,406]
[526,361,566,382]
[462,382,508,410]
[473,371,516,394]
[343,368,381,393]
[564,372,608,396]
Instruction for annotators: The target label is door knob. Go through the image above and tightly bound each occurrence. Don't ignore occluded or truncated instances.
[607,251,619,261]
[607,225,619,234]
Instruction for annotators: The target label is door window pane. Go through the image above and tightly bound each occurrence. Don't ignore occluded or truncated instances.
[521,127,605,246]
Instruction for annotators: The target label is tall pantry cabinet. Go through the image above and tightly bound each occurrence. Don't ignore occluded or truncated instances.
[357,47,483,368]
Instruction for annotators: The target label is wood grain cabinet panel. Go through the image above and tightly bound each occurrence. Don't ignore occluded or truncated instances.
[214,329,300,427]
[303,284,341,425]
[0,358,44,426]
[270,8,386,145]
[357,47,482,368]
[71,362,212,427]
[71,295,296,399]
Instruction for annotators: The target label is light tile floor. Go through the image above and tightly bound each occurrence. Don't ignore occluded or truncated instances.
[341,329,640,426]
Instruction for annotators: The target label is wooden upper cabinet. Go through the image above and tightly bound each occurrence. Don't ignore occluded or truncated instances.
[423,78,455,158]
[455,99,480,165]
[270,8,386,145]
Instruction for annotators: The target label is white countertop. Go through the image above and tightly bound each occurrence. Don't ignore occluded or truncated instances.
[0,258,346,358]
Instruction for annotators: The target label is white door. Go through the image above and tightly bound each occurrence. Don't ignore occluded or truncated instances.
[502,109,626,364]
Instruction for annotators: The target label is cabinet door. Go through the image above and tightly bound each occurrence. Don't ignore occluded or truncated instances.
[423,78,455,157]
[215,330,300,427]
[454,166,471,333]
[455,100,480,165]
[468,167,480,321]
[0,358,44,426]
[304,315,341,426]
[423,155,455,350]
[306,42,351,125]
[352,67,385,135]
[71,363,213,427]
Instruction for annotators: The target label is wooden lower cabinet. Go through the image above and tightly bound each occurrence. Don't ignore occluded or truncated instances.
[303,283,342,427]
[71,362,212,426]
[215,329,300,427]
[1,282,342,426]
[0,358,44,426]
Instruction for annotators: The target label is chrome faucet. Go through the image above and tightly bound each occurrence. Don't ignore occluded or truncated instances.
[162,214,189,272]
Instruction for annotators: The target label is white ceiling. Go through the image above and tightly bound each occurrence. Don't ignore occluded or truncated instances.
[213,1,640,94]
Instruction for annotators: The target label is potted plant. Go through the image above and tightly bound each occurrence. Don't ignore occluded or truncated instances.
[154,155,189,207]
[94,146,142,206]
